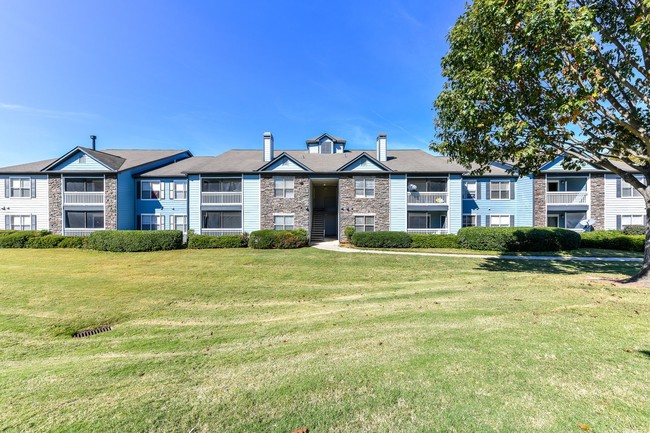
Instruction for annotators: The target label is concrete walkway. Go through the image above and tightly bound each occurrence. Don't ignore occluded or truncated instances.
[310,240,642,262]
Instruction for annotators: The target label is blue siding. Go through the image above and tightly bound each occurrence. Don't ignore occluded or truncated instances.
[389,174,407,231]
[461,176,534,227]
[243,174,260,233]
[188,175,201,232]
[448,175,463,233]
[135,178,188,229]
[52,151,109,171]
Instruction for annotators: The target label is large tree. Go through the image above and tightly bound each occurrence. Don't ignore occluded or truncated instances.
[433,0,650,280]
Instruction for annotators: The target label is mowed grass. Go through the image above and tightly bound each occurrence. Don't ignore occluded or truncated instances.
[0,248,648,433]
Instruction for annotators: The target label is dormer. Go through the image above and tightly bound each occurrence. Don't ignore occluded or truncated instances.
[306,133,346,154]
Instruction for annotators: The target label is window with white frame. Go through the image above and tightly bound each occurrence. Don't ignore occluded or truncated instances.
[463,181,477,199]
[274,176,294,198]
[489,180,511,200]
[171,181,187,200]
[354,215,375,232]
[141,181,164,200]
[273,214,294,230]
[170,215,187,232]
[10,215,31,230]
[9,178,31,198]
[462,214,477,227]
[489,214,512,227]
[620,179,642,198]
[202,211,241,229]
[408,212,429,229]
[621,214,644,227]
[141,214,164,230]
[354,176,375,198]
[65,211,104,229]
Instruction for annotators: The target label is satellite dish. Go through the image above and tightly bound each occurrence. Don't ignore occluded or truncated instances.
[408,184,418,192]
[579,219,589,226]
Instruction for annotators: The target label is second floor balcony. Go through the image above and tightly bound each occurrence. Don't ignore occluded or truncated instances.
[201,191,242,204]
[407,192,448,205]
[546,191,588,205]
[201,178,242,205]
[63,191,105,205]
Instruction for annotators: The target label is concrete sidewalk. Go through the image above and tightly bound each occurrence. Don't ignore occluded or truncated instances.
[310,240,642,262]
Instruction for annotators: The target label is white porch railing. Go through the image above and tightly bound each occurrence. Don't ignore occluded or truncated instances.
[407,228,449,235]
[407,192,448,205]
[201,228,243,236]
[63,228,103,236]
[63,192,105,205]
[546,192,588,205]
[201,192,242,204]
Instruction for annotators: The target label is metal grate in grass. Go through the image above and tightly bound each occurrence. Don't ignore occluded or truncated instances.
[72,326,112,338]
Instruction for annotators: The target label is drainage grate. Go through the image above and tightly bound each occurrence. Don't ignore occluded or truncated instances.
[72,326,112,338]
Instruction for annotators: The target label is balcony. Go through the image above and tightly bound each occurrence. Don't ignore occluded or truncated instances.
[407,228,449,235]
[63,192,105,205]
[63,228,103,236]
[201,192,242,205]
[407,192,448,205]
[546,192,588,205]
[201,228,243,236]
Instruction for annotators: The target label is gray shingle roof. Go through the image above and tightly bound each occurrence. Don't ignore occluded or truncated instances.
[0,158,57,174]
[305,133,346,144]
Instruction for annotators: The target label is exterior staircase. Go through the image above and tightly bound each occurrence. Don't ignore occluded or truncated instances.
[310,210,325,242]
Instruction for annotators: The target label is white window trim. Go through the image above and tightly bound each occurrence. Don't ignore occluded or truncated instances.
[620,214,644,227]
[171,181,187,200]
[620,179,642,198]
[8,177,31,199]
[353,214,375,232]
[273,213,295,230]
[489,214,512,227]
[463,181,477,200]
[171,214,188,232]
[354,176,375,198]
[489,180,511,200]
[141,181,164,200]
[141,214,164,230]
[273,176,295,198]
[9,215,32,230]
[462,214,476,227]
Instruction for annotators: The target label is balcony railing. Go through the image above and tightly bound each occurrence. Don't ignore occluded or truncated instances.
[201,192,242,204]
[63,228,103,236]
[63,192,105,205]
[546,192,588,205]
[407,192,448,205]
[407,228,449,235]
[201,228,243,236]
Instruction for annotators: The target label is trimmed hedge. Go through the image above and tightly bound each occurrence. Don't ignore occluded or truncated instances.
[622,225,646,236]
[0,230,48,248]
[57,236,87,249]
[350,231,412,248]
[248,229,309,249]
[410,234,459,249]
[86,230,183,252]
[188,233,249,249]
[344,226,356,241]
[26,234,66,249]
[580,231,644,252]
[457,227,581,252]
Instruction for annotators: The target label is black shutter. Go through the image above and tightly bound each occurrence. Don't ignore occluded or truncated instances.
[510,182,515,200]
[616,215,621,230]
[510,215,515,227]
[616,177,621,198]
[486,182,491,200]
[486,215,491,226]
[137,214,142,230]
[136,181,141,200]
[4,179,9,198]
[31,178,36,198]
[476,182,481,200]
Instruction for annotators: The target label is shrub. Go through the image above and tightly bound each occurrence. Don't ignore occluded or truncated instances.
[457,227,581,252]
[350,231,412,248]
[188,233,248,249]
[622,225,646,236]
[27,234,65,248]
[343,226,356,241]
[410,234,459,249]
[57,236,87,249]
[580,231,644,252]
[248,229,309,249]
[0,230,48,248]
[86,230,183,252]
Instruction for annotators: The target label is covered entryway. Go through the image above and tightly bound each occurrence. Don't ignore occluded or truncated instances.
[311,178,339,242]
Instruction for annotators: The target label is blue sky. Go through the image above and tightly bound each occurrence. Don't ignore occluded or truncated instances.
[0,0,466,166]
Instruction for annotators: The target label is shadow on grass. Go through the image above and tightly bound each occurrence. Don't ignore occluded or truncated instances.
[639,350,650,358]
[476,258,639,276]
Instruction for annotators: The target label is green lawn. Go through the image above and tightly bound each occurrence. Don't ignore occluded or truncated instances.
[0,248,648,433]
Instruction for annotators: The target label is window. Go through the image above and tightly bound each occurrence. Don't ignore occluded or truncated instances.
[621,214,644,227]
[408,212,429,229]
[462,215,477,227]
[202,179,241,192]
[78,155,88,164]
[65,211,104,229]
[9,178,31,198]
[274,214,294,230]
[140,214,164,230]
[490,181,511,200]
[171,215,188,232]
[203,211,242,229]
[489,214,511,227]
[320,140,332,154]
[64,178,103,192]
[621,179,642,198]
[410,178,447,193]
[354,176,375,198]
[463,181,477,199]
[354,215,375,232]
[9,215,31,230]
[274,176,294,198]
[171,181,187,200]
[141,181,164,200]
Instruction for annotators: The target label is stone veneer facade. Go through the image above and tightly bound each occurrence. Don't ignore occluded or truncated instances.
[104,174,118,230]
[533,174,547,227]
[338,175,390,240]
[589,173,605,230]
[48,175,62,234]
[260,174,310,230]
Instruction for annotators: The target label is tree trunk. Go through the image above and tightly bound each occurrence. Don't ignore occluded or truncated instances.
[626,196,650,282]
